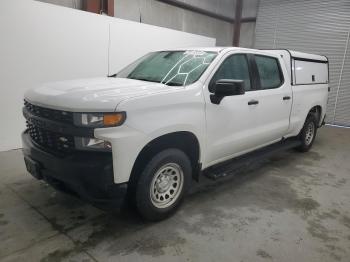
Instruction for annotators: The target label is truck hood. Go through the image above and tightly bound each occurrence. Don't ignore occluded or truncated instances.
[25,77,180,112]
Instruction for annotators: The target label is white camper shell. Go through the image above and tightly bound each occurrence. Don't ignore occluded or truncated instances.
[264,49,329,86]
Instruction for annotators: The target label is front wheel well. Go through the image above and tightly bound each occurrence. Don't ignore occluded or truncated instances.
[129,132,201,188]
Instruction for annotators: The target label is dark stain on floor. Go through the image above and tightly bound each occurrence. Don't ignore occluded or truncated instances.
[293,197,320,216]
[0,213,8,226]
[342,216,350,229]
[40,249,72,262]
[256,249,272,259]
[307,220,339,243]
[106,234,186,257]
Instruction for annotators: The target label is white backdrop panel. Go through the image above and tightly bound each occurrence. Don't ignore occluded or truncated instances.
[0,0,215,151]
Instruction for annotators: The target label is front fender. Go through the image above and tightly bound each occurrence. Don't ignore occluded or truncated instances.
[96,85,206,184]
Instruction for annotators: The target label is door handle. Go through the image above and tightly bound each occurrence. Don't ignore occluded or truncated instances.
[283,96,291,100]
[248,100,259,105]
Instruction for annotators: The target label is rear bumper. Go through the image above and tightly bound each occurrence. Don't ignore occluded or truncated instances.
[22,131,128,208]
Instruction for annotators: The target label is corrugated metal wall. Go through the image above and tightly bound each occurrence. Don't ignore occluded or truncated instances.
[255,0,350,126]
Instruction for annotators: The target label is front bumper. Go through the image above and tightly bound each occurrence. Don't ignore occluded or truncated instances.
[22,131,128,208]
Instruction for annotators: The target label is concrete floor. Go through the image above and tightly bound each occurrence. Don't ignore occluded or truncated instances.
[0,126,349,262]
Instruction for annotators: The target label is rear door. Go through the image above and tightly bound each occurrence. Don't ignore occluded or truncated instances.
[251,54,293,144]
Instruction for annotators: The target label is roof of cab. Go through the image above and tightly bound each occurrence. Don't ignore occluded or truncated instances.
[155,47,328,61]
[159,47,254,53]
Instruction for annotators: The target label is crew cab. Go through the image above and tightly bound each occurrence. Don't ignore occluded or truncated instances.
[22,47,329,220]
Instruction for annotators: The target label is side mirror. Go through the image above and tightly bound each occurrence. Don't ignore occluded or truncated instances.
[210,79,245,104]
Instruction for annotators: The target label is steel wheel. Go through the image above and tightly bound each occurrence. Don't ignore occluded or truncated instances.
[150,163,184,209]
[305,121,315,145]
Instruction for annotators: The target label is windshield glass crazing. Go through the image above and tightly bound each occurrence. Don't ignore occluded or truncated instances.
[116,51,217,86]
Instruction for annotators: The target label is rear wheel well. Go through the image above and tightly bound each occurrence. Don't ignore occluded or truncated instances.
[309,105,322,124]
[129,132,201,188]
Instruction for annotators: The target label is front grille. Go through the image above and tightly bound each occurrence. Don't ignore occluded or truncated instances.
[26,122,75,153]
[24,100,73,124]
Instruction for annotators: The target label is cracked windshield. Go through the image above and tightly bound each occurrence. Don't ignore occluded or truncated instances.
[116,50,217,86]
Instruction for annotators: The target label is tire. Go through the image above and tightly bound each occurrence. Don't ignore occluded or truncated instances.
[135,148,192,221]
[296,114,318,152]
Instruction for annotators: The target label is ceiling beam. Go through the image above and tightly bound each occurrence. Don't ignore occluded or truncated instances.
[233,0,243,46]
[107,0,114,16]
[82,0,114,16]
[156,0,256,24]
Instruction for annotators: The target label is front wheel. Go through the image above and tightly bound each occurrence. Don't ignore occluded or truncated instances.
[135,149,191,221]
[296,114,318,152]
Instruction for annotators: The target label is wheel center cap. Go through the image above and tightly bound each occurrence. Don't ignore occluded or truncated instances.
[157,176,171,193]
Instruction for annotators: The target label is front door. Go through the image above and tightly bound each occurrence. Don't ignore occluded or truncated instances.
[204,53,262,166]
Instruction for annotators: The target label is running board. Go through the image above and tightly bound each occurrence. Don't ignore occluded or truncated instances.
[203,138,301,180]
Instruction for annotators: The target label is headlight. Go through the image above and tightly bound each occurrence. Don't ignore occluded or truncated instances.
[75,137,112,151]
[74,112,126,127]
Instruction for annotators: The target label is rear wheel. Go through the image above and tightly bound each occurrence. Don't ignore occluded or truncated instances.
[135,148,191,221]
[296,114,318,152]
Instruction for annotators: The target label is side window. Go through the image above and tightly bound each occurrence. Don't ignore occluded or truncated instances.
[255,55,283,89]
[210,54,251,92]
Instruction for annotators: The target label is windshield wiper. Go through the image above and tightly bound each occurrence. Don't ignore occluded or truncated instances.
[128,77,159,83]
[163,82,183,86]
[109,75,182,86]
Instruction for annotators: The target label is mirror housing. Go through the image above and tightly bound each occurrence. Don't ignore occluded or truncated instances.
[210,79,245,104]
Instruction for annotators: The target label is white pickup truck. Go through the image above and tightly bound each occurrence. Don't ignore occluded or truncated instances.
[22,47,329,220]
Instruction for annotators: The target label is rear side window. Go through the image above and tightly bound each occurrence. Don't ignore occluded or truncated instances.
[255,55,283,89]
[210,54,251,92]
